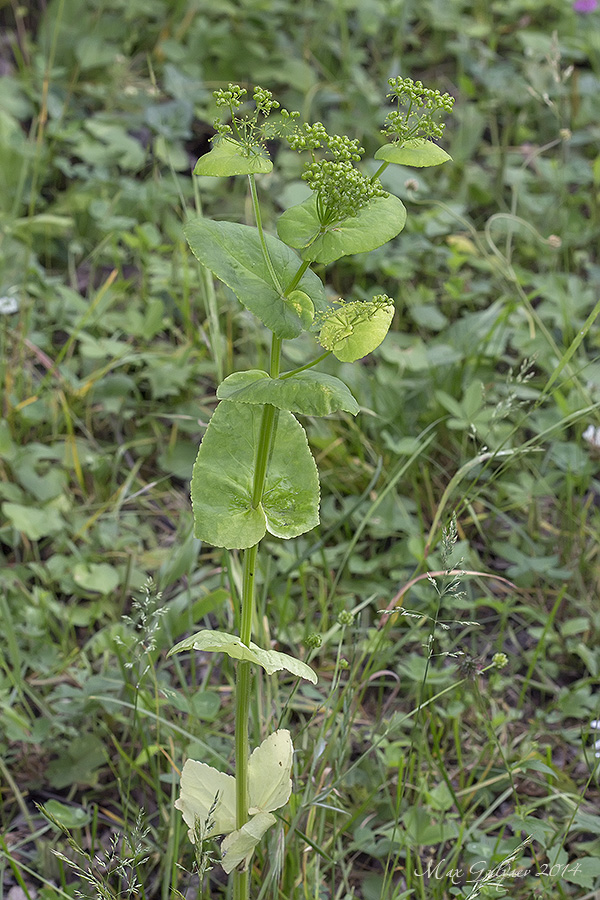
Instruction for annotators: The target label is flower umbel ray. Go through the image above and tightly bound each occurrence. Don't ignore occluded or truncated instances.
[212,83,298,157]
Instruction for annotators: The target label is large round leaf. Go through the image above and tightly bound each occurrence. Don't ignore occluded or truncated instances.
[194,137,272,176]
[217,369,359,416]
[374,139,451,168]
[185,218,327,339]
[276,193,406,264]
[191,401,319,549]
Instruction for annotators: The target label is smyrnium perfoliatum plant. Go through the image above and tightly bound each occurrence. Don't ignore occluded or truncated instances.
[169,80,454,898]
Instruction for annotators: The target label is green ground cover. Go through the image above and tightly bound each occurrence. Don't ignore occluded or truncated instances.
[1,1,599,898]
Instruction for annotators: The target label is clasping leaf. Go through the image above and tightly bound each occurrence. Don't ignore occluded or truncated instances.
[318,296,395,362]
[185,218,327,338]
[176,730,294,874]
[374,138,452,168]
[190,401,320,549]
[277,193,406,264]
[217,369,359,417]
[194,137,273,176]
[168,629,318,683]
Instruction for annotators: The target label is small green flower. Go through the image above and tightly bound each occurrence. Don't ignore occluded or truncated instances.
[337,610,355,626]
[492,652,508,669]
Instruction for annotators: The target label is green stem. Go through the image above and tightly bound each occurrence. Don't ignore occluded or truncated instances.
[270,334,282,380]
[251,405,277,508]
[248,174,311,303]
[233,173,284,898]
[248,174,283,294]
[281,350,331,379]
[233,542,257,900]
[284,258,311,294]
[372,160,389,181]
[233,332,282,900]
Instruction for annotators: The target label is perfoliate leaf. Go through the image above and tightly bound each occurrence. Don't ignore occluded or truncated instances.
[318,298,395,362]
[276,193,406,264]
[168,630,318,684]
[248,730,293,813]
[187,212,316,332]
[194,137,273,176]
[175,760,236,838]
[221,812,276,874]
[217,369,359,416]
[374,138,452,168]
[176,730,295,873]
[190,401,320,549]
[285,290,314,329]
[184,218,327,339]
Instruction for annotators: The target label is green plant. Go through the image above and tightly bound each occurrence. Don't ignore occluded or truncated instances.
[169,80,454,898]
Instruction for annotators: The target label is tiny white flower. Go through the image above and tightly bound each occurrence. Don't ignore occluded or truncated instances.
[0,296,19,315]
[583,426,600,449]
[590,720,600,758]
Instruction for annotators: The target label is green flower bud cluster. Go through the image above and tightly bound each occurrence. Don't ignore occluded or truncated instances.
[383,77,455,144]
[288,122,387,226]
[212,83,299,157]
[492,652,508,669]
[287,122,362,161]
[308,160,388,225]
[214,84,247,111]
[305,633,323,650]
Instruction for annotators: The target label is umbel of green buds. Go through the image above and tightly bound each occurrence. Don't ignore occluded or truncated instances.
[383,76,455,143]
[287,123,388,225]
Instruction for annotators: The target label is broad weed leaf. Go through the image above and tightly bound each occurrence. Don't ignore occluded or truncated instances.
[194,137,272,176]
[276,193,406,264]
[217,369,359,416]
[190,401,320,549]
[168,630,318,684]
[374,138,452,167]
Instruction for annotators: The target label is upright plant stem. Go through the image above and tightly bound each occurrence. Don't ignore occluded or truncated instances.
[233,379,280,899]
[233,543,257,900]
[233,179,283,897]
[248,174,283,294]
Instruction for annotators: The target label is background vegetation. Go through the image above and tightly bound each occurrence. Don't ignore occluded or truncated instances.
[1,0,599,898]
